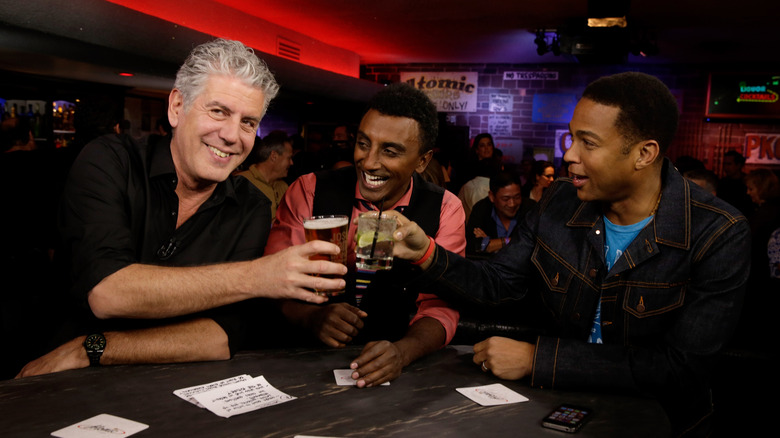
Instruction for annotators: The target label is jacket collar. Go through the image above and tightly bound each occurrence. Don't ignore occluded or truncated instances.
[567,157,690,249]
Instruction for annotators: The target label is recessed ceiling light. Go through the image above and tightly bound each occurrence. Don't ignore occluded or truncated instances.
[587,17,627,28]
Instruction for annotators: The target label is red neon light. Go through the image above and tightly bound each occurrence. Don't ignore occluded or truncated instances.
[737,91,778,103]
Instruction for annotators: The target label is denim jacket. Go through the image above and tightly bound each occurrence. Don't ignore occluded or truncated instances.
[422,159,749,436]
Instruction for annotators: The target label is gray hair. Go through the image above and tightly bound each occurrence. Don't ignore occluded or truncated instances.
[174,39,279,116]
[247,130,290,165]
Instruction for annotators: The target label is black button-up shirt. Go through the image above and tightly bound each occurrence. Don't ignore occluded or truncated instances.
[58,134,271,352]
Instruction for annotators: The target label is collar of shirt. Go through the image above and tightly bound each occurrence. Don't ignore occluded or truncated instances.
[566,157,686,247]
[353,177,414,214]
[490,205,517,238]
[147,138,236,206]
[248,165,271,185]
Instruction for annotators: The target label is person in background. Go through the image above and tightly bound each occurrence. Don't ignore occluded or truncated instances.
[524,159,555,201]
[717,150,753,215]
[684,168,718,196]
[458,156,501,220]
[737,169,780,349]
[264,82,465,388]
[466,171,535,257]
[745,168,780,254]
[768,227,780,280]
[472,132,496,161]
[147,117,172,149]
[329,124,355,169]
[1,116,36,152]
[674,155,705,175]
[457,133,501,188]
[16,38,346,378]
[1,117,63,378]
[419,156,448,188]
[518,157,535,187]
[390,72,749,436]
[237,130,294,221]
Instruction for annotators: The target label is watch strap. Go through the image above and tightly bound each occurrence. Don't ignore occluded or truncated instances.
[83,333,106,367]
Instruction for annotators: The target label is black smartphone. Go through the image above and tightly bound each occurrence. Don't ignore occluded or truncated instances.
[541,404,592,433]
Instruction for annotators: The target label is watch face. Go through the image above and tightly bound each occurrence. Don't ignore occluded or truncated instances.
[85,334,106,351]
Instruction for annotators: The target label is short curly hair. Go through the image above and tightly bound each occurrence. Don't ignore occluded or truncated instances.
[174,39,279,116]
[367,82,439,154]
[582,72,679,155]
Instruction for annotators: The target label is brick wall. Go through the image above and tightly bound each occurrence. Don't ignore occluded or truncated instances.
[362,63,780,176]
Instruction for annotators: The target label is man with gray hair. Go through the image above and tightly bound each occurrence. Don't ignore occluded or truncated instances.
[238,130,294,220]
[17,39,345,377]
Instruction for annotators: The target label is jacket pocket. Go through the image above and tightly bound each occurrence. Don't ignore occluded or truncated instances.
[532,244,580,316]
[622,282,686,337]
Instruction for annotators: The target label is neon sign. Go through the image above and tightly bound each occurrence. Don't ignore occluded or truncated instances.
[706,73,780,119]
[737,82,779,103]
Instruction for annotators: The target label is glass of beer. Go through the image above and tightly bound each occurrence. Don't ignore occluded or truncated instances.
[303,215,349,296]
[355,211,397,271]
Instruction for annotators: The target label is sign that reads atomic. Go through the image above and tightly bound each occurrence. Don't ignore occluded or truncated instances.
[400,72,478,113]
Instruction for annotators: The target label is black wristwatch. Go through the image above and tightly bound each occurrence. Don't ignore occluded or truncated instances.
[83,333,106,367]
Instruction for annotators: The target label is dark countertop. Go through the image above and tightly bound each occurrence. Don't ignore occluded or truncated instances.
[0,345,670,437]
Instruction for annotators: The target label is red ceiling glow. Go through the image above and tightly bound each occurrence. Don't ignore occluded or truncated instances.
[105,0,359,77]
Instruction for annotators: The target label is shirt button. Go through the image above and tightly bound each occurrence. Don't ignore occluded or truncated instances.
[595,230,601,235]
[171,211,176,216]
[588,268,598,278]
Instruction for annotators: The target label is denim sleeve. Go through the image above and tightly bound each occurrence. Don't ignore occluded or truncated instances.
[422,214,538,308]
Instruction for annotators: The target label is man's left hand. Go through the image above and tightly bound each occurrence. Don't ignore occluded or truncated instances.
[15,336,89,378]
[472,336,535,380]
[349,340,404,388]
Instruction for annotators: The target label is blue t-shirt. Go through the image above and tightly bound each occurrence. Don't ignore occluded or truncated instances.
[588,215,653,344]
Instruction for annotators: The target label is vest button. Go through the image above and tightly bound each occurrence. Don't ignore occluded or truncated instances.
[589,268,598,278]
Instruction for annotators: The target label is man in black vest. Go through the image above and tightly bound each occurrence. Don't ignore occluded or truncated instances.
[264,83,466,388]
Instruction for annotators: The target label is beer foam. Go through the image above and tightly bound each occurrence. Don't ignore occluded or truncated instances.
[304,217,349,229]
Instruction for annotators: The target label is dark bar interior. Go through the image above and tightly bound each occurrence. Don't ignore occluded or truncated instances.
[1,1,778,437]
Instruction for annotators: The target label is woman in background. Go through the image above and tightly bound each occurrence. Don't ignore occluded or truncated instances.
[524,160,555,202]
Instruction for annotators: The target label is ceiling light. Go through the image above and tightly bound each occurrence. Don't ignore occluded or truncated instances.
[587,17,627,28]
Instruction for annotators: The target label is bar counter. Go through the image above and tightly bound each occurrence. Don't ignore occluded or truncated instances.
[0,345,670,437]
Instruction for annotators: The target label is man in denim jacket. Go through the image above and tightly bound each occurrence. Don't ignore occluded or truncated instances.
[392,72,749,437]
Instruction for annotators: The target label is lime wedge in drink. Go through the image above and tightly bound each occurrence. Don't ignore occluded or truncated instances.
[357,232,374,248]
